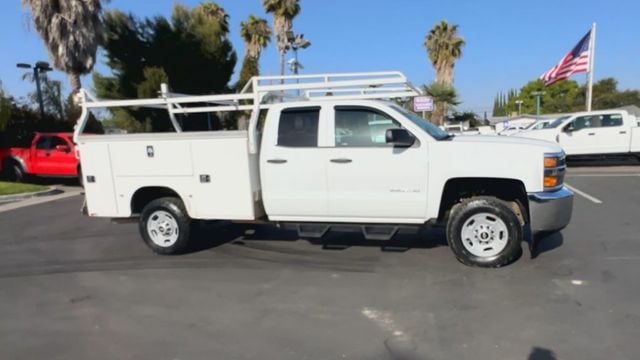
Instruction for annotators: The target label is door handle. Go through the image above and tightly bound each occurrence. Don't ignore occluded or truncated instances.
[266,159,287,164]
[619,131,627,134]
[330,158,352,164]
[588,133,595,136]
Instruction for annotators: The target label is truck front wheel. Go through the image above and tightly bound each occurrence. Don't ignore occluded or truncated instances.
[139,197,191,255]
[446,196,522,267]
[3,160,26,183]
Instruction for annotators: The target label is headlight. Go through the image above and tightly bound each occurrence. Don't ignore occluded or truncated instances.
[544,152,566,191]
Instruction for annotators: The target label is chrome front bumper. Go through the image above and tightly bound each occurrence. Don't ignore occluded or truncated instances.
[528,187,574,234]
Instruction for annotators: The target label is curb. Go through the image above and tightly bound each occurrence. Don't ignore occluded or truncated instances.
[0,186,64,203]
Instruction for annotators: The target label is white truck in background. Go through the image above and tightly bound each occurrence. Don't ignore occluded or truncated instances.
[74,72,573,268]
[515,110,640,158]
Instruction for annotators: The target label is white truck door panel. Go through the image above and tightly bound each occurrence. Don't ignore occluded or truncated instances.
[327,147,427,219]
[596,113,629,153]
[260,106,329,217]
[558,130,596,155]
[189,137,257,219]
[326,106,428,220]
[110,140,193,176]
[77,142,119,216]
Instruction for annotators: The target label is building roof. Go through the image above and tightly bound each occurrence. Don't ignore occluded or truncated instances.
[616,105,640,118]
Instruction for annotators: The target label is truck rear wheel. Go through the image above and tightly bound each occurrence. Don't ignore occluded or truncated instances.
[446,196,522,267]
[139,197,191,255]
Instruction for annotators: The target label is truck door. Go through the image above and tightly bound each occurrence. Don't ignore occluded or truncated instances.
[596,113,629,153]
[31,135,52,173]
[325,106,428,221]
[260,106,329,218]
[558,115,600,155]
[48,136,77,175]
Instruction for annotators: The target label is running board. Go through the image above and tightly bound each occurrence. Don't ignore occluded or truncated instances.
[282,222,408,241]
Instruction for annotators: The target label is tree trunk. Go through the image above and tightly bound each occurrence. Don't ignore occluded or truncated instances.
[69,73,82,105]
[69,73,82,93]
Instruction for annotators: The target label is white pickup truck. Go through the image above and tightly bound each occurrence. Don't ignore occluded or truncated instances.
[516,109,640,158]
[74,72,573,267]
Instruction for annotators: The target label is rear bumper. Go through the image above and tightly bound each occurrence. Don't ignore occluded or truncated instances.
[528,187,574,234]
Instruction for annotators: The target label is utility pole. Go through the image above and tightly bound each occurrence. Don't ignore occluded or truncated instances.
[531,91,545,116]
[17,61,53,119]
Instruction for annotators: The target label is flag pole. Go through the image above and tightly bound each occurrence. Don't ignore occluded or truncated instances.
[586,22,596,111]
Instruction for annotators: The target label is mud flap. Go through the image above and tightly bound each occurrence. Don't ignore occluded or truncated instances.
[524,223,538,259]
[80,196,88,215]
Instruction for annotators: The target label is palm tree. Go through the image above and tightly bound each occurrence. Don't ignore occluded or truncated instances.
[424,20,465,85]
[194,1,229,34]
[236,15,271,129]
[424,20,465,124]
[263,0,300,79]
[22,0,104,96]
[241,15,272,60]
[423,82,461,125]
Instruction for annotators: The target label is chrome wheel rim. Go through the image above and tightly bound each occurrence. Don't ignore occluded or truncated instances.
[147,210,179,247]
[460,212,509,257]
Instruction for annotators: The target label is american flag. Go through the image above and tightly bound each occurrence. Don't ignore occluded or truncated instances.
[540,30,592,86]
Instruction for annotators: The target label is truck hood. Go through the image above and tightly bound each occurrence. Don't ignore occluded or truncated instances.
[513,129,558,141]
[449,134,562,153]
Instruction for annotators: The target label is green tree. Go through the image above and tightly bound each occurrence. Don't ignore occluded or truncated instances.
[94,1,237,131]
[424,20,465,125]
[237,15,272,91]
[423,82,461,123]
[22,0,104,95]
[0,82,11,132]
[263,0,300,79]
[583,78,640,110]
[21,72,66,121]
[513,79,581,114]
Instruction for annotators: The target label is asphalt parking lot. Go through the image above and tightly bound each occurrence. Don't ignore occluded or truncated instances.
[0,166,639,360]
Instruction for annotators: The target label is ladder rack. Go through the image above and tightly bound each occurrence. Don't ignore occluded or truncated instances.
[74,71,422,153]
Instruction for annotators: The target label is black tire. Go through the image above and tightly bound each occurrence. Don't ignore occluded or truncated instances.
[446,196,523,268]
[139,197,191,255]
[77,166,84,187]
[3,160,25,183]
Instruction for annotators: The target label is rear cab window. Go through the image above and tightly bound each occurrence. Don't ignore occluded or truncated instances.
[277,107,320,147]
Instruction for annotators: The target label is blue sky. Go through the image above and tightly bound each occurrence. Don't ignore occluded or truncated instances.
[1,0,639,114]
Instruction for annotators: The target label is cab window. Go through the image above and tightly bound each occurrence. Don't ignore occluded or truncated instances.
[35,136,51,150]
[277,107,320,147]
[50,136,68,148]
[334,107,402,147]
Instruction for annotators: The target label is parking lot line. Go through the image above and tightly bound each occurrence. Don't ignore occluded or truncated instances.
[564,183,603,204]
[566,174,640,177]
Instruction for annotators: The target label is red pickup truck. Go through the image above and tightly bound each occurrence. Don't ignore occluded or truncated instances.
[0,132,80,183]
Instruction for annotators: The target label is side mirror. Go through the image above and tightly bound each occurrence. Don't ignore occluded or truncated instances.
[55,144,71,153]
[385,128,415,147]
[563,124,575,133]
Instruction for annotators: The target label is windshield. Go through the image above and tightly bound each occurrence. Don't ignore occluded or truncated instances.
[390,104,450,140]
[545,116,571,129]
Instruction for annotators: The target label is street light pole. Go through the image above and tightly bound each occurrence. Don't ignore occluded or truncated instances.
[285,31,311,78]
[17,61,53,119]
[531,91,545,117]
[515,100,523,115]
